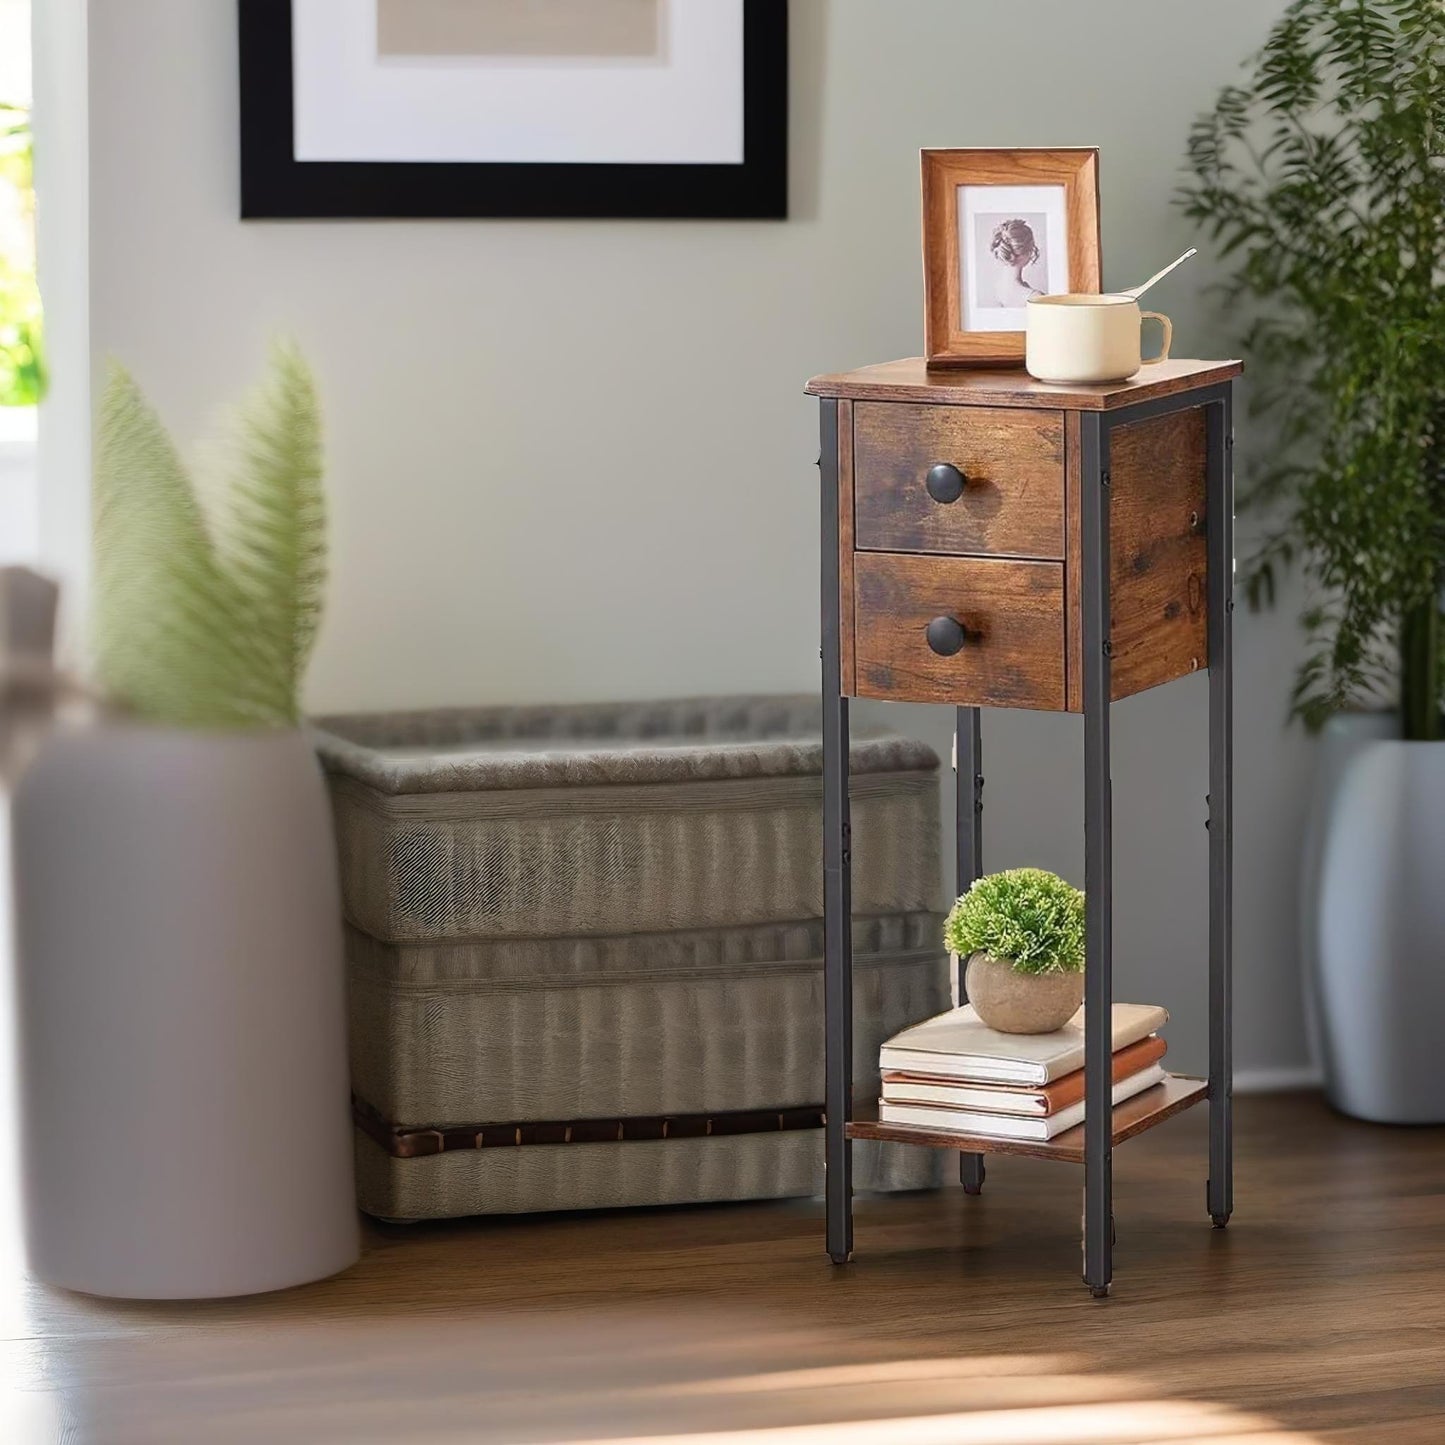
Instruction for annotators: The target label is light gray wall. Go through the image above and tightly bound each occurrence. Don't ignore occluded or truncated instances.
[82,0,1314,1081]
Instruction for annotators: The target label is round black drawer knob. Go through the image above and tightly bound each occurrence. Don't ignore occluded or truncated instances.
[926,462,967,504]
[926,616,969,657]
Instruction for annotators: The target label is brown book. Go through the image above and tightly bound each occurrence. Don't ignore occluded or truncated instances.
[878,1064,1166,1140]
[882,1034,1167,1117]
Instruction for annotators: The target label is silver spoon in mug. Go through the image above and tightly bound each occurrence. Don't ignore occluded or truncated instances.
[1119,247,1198,301]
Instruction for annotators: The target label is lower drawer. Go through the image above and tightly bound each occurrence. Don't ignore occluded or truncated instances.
[853,552,1066,709]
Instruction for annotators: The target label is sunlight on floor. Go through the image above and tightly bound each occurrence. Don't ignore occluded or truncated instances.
[590,1355,1327,1445]
[563,1407,1322,1445]
[655,1355,1091,1394]
[0,1305,1327,1445]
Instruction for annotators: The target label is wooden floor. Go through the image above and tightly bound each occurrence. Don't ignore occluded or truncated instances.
[3,1092,1444,1444]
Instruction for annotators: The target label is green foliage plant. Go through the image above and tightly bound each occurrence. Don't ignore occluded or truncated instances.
[944,868,1086,976]
[1178,0,1445,740]
[0,101,45,406]
[93,344,326,730]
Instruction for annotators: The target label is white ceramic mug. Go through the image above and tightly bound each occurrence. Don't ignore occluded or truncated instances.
[1024,294,1172,384]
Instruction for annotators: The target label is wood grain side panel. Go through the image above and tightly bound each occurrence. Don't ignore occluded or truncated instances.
[853,552,1065,711]
[853,403,1064,559]
[1110,407,1209,701]
[837,400,855,695]
[1064,410,1083,713]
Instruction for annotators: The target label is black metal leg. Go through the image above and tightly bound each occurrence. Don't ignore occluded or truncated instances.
[954,706,986,1196]
[1206,392,1235,1228]
[820,400,854,1266]
[1080,412,1114,1297]
[823,692,854,1261]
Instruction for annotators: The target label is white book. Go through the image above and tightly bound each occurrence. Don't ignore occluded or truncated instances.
[878,1064,1167,1141]
[878,1002,1169,1086]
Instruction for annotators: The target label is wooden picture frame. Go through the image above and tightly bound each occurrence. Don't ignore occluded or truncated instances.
[921,148,1101,368]
[237,0,788,221]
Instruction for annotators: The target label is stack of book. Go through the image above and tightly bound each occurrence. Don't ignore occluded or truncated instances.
[878,1002,1169,1142]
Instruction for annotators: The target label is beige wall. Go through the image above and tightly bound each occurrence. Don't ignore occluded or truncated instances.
[80,0,1314,1081]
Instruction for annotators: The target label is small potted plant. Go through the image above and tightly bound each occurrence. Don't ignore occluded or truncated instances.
[945,868,1085,1034]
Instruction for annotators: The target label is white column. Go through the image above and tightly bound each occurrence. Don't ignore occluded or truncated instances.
[29,0,89,656]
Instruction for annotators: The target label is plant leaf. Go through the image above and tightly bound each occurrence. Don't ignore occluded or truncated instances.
[93,364,264,728]
[209,341,326,723]
[92,349,328,729]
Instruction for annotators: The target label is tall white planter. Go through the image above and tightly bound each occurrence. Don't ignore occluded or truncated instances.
[1314,728,1445,1123]
[11,724,359,1297]
[1298,711,1399,1072]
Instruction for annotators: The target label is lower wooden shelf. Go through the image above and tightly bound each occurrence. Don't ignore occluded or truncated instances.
[845,1073,1208,1164]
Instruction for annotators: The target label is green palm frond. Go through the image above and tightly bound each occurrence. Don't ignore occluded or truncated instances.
[93,347,327,730]
[210,342,326,722]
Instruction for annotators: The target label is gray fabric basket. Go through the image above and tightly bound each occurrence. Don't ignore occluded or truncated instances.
[349,911,947,1127]
[349,912,948,1218]
[315,696,946,1220]
[314,696,940,943]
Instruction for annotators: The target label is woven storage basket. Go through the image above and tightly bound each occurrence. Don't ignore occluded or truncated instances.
[350,912,946,1220]
[349,913,944,1126]
[314,696,939,942]
[314,696,946,1220]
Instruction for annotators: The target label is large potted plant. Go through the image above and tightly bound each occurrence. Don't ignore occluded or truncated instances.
[1180,0,1445,1122]
[11,345,359,1296]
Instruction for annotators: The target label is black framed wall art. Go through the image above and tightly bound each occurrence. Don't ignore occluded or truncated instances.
[238,0,789,220]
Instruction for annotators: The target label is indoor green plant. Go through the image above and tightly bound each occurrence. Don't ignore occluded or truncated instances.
[945,868,1085,1034]
[11,344,359,1298]
[1179,0,1445,1122]
[93,346,326,727]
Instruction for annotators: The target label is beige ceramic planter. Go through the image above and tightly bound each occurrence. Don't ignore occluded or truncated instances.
[11,723,359,1297]
[964,952,1083,1034]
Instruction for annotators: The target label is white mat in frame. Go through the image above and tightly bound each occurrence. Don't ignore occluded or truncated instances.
[292,0,745,165]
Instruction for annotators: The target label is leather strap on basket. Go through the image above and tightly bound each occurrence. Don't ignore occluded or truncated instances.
[353,1096,827,1159]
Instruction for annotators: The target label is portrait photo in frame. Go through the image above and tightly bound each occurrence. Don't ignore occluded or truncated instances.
[921,148,1101,368]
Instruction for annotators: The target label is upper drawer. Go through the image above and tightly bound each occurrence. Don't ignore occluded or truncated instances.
[853,403,1065,559]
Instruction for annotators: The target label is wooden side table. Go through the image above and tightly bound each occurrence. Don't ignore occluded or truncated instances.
[805,357,1242,1297]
